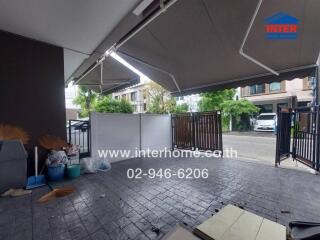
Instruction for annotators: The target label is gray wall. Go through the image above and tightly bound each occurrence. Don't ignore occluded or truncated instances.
[90,113,141,162]
[0,30,66,175]
[141,114,171,151]
[90,112,172,163]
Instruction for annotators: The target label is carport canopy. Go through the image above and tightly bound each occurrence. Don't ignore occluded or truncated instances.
[76,56,140,95]
[110,0,320,95]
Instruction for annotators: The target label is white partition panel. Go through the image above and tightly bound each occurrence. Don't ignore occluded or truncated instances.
[141,114,171,151]
[90,112,172,163]
[90,112,140,162]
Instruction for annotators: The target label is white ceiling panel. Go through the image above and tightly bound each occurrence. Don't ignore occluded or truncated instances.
[0,0,140,80]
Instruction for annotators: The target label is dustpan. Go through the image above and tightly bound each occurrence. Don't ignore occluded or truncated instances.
[38,184,75,203]
[26,146,46,189]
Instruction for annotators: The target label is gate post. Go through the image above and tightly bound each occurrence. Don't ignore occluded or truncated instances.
[191,113,195,151]
[275,108,280,167]
[171,114,175,151]
[316,106,320,171]
[217,111,223,157]
[68,120,72,144]
[292,109,297,160]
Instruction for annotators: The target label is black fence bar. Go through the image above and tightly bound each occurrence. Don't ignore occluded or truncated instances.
[172,112,223,154]
[276,106,320,171]
[67,120,91,158]
[275,107,292,166]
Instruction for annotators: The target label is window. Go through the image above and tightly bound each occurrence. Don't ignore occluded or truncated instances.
[277,103,288,109]
[269,82,281,92]
[114,96,119,100]
[121,94,126,100]
[257,115,276,120]
[130,92,137,102]
[250,84,265,95]
[298,101,311,107]
[303,77,312,90]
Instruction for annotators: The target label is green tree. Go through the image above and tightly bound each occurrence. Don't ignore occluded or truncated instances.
[146,82,168,114]
[94,96,133,113]
[198,89,259,131]
[221,99,259,116]
[198,89,236,112]
[221,99,259,131]
[173,103,189,113]
[73,86,97,118]
[146,82,189,114]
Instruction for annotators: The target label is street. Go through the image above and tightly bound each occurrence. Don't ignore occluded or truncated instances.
[223,132,276,164]
[223,132,311,172]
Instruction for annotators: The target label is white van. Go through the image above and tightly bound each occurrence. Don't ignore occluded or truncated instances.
[253,113,277,132]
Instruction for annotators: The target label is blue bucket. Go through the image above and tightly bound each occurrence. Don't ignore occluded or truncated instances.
[47,164,65,181]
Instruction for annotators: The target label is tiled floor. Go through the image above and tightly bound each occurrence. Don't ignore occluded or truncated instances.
[1,156,320,240]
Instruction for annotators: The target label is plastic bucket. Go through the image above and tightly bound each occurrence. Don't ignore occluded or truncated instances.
[47,164,65,181]
[67,164,81,179]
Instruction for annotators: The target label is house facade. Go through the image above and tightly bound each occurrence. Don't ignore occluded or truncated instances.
[240,78,313,113]
[176,94,200,112]
[65,85,80,121]
[112,83,150,113]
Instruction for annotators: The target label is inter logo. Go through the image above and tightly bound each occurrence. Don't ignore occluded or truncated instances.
[265,12,299,40]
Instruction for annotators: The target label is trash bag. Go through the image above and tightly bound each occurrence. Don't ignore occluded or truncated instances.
[98,158,111,172]
[80,157,96,173]
[46,150,68,166]
[80,157,111,174]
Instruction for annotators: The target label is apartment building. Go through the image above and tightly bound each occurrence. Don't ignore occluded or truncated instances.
[113,83,150,113]
[240,78,313,113]
[176,94,200,112]
[65,84,80,121]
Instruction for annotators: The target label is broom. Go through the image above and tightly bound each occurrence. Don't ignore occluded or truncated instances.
[38,134,68,150]
[38,184,75,203]
[0,124,29,144]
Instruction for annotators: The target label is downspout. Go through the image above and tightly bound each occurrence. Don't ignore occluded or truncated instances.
[239,0,279,76]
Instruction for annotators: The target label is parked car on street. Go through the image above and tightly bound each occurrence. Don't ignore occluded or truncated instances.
[253,113,277,132]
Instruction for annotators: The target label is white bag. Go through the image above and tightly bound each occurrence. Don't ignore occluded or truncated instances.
[80,157,111,173]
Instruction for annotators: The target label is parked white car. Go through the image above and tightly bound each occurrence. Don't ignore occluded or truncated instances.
[253,113,277,132]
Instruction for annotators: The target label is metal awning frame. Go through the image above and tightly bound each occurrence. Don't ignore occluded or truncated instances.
[171,64,317,96]
[73,0,319,96]
[73,0,181,93]
[239,0,279,76]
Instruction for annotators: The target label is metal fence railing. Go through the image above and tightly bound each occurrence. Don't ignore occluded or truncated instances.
[67,120,91,158]
[172,112,223,154]
[276,106,320,171]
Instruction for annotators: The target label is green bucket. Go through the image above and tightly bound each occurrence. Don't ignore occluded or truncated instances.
[67,164,81,179]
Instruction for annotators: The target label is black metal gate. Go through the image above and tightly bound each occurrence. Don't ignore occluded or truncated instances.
[275,108,292,163]
[172,112,223,153]
[276,106,320,170]
[67,120,91,158]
